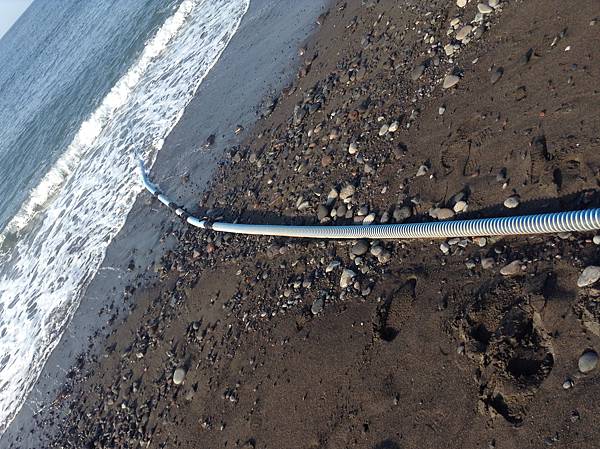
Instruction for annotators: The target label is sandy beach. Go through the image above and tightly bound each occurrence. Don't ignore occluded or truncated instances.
[5,0,600,447]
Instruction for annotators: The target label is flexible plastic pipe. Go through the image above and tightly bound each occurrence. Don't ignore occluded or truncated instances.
[138,160,600,239]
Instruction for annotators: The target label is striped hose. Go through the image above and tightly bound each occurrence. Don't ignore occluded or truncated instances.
[139,160,600,239]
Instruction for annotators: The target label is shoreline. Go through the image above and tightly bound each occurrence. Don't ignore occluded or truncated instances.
[0,1,328,447]
[5,0,600,448]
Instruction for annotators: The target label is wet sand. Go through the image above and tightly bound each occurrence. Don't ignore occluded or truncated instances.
[6,0,600,448]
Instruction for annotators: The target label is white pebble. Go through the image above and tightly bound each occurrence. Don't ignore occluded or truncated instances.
[577,266,600,288]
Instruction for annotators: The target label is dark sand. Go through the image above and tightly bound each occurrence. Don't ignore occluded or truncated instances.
[8,0,600,448]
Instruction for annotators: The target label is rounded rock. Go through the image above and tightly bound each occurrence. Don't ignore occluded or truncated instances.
[456,25,473,41]
[500,260,522,276]
[340,269,356,288]
[410,64,425,81]
[351,240,369,256]
[578,350,598,373]
[317,205,329,221]
[443,74,460,89]
[577,266,600,287]
[477,3,493,13]
[339,184,355,200]
[311,297,324,315]
[504,195,520,209]
[173,368,186,385]
[490,66,504,84]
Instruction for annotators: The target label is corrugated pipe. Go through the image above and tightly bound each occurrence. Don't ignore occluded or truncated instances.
[138,159,600,239]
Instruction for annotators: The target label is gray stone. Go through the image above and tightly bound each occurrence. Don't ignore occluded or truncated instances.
[453,200,467,213]
[490,66,503,84]
[339,184,355,200]
[504,195,520,209]
[311,297,324,315]
[393,206,412,221]
[326,260,341,273]
[443,74,460,89]
[430,208,455,220]
[577,266,600,287]
[456,25,473,41]
[481,257,495,269]
[477,3,493,13]
[578,350,598,373]
[457,0,467,7]
[410,64,425,81]
[362,213,376,225]
[351,240,369,256]
[416,164,429,177]
[500,260,522,276]
[173,367,186,385]
[340,269,356,288]
[317,205,329,221]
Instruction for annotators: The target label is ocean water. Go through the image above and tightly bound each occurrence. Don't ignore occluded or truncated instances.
[0,0,249,435]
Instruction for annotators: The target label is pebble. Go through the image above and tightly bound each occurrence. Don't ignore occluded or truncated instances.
[503,195,520,209]
[410,64,425,81]
[453,200,467,213]
[340,269,356,288]
[489,0,500,7]
[440,242,450,254]
[578,350,598,373]
[500,260,522,276]
[379,124,389,136]
[362,213,376,225]
[481,257,495,269]
[370,246,383,257]
[456,0,467,7]
[416,164,429,177]
[317,205,329,221]
[490,66,503,84]
[378,251,391,264]
[577,266,600,287]
[430,208,455,220]
[476,237,487,247]
[477,3,493,13]
[438,105,446,115]
[456,25,473,41]
[351,240,369,256]
[443,74,460,89]
[593,235,600,245]
[562,378,574,389]
[311,297,324,315]
[388,121,399,133]
[348,142,358,155]
[339,184,355,200]
[393,206,412,221]
[326,188,338,205]
[173,367,186,385]
[444,44,455,56]
[325,260,341,273]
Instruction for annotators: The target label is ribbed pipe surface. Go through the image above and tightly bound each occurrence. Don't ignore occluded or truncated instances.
[139,160,600,239]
